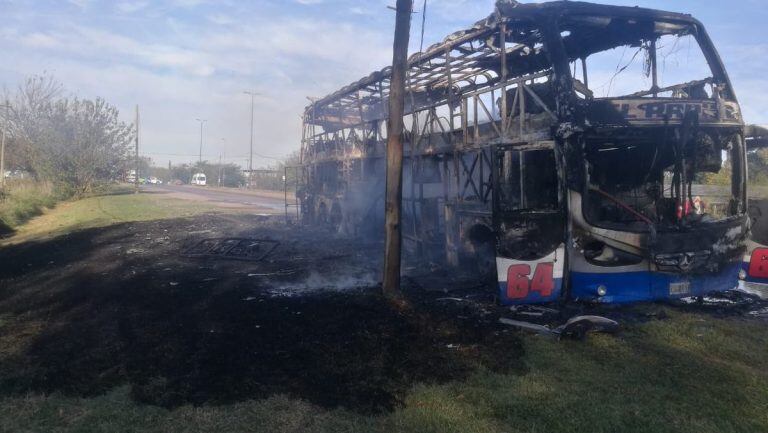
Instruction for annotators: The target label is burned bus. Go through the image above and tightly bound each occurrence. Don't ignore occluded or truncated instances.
[298,1,749,304]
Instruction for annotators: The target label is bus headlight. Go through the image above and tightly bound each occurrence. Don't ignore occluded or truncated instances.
[597,285,608,297]
[739,269,747,280]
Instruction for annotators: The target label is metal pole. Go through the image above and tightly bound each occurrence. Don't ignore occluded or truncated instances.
[0,100,8,190]
[382,0,412,297]
[284,165,288,223]
[219,138,225,187]
[0,125,6,190]
[134,105,139,193]
[195,118,206,165]
[650,39,659,97]
[249,93,253,187]
[244,91,260,189]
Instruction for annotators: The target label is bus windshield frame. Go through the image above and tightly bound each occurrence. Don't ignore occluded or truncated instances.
[554,13,746,232]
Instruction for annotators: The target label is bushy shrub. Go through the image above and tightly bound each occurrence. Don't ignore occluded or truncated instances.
[0,180,66,233]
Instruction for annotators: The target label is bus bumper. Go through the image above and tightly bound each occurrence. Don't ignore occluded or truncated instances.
[570,262,741,303]
[739,256,768,299]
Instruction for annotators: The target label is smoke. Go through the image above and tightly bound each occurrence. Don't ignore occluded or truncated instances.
[262,270,380,298]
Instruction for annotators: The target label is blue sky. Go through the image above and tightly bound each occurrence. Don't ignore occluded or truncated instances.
[0,0,766,167]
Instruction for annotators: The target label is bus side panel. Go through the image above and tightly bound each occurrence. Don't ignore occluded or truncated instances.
[497,246,564,305]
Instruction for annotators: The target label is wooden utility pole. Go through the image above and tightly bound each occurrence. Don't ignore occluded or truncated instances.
[134,105,140,194]
[382,0,412,296]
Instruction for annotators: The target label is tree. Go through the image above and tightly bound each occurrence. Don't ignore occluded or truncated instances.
[748,148,768,186]
[29,97,133,195]
[5,74,134,195]
[137,156,152,180]
[250,150,302,191]
[191,161,245,187]
[2,74,64,175]
[170,163,193,184]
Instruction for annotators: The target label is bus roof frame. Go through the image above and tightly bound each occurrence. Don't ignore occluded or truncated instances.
[303,1,718,132]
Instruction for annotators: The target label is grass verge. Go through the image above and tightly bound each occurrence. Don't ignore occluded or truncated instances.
[0,181,62,234]
[1,186,220,245]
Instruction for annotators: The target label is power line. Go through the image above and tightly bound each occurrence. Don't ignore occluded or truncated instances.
[139,152,288,168]
[140,151,284,159]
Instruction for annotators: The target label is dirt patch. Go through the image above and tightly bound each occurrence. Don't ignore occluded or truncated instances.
[0,214,524,413]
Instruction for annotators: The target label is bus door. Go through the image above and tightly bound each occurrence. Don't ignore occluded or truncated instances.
[492,143,566,304]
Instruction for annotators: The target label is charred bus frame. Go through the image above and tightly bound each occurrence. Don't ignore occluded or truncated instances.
[299,1,749,304]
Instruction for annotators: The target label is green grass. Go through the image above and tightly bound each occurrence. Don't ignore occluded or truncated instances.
[1,186,220,245]
[2,191,768,432]
[1,308,767,433]
[0,181,61,232]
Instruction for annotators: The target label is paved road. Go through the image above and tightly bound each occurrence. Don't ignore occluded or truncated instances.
[147,184,290,213]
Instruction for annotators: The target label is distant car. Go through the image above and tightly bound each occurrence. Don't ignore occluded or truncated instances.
[191,173,207,186]
[148,176,162,185]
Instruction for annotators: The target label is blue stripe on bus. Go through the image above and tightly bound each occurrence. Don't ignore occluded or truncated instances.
[570,263,740,303]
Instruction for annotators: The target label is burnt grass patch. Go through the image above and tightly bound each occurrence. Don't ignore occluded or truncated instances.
[0,214,525,414]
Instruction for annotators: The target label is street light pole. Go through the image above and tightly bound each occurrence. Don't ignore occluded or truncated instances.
[195,118,207,165]
[0,101,9,190]
[218,138,225,187]
[134,105,140,194]
[243,91,261,188]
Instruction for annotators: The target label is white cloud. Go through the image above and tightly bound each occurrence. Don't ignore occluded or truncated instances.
[14,25,217,78]
[116,1,149,13]
[67,0,90,9]
[349,7,369,15]
[19,32,61,49]
[207,13,234,25]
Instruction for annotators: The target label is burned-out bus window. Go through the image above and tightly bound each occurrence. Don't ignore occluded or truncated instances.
[497,149,558,212]
[498,151,522,210]
[584,134,744,230]
[561,17,715,100]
